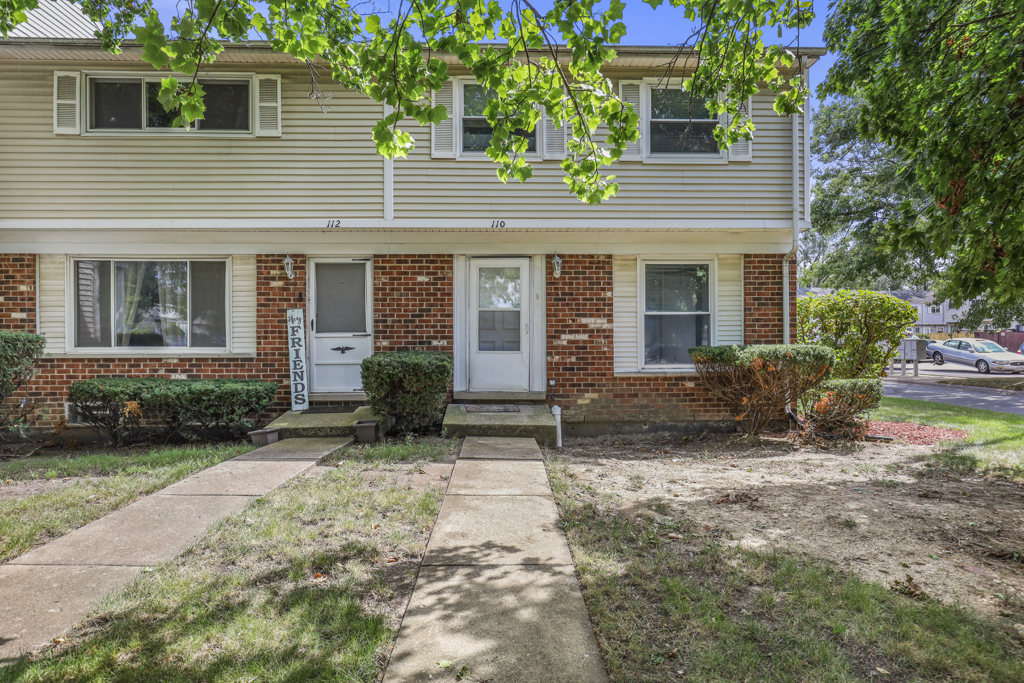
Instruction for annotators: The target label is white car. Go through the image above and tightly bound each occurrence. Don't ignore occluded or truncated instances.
[928,338,1024,374]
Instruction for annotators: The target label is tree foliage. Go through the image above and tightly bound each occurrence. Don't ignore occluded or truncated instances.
[797,290,917,378]
[0,330,46,434]
[800,95,939,290]
[1,0,812,203]
[822,0,1024,305]
[952,298,1024,332]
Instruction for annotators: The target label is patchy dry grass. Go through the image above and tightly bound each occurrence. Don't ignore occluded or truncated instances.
[872,398,1024,479]
[0,444,251,563]
[548,459,1024,683]
[324,435,461,466]
[1,461,444,682]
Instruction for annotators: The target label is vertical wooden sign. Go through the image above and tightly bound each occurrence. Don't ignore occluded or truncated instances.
[286,308,309,411]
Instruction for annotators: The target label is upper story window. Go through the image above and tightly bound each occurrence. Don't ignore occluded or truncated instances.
[88,76,250,133]
[649,89,719,155]
[53,71,282,137]
[929,305,942,314]
[460,83,537,155]
[74,259,228,349]
[643,262,712,367]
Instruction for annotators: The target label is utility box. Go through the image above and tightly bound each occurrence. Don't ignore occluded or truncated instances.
[898,339,929,361]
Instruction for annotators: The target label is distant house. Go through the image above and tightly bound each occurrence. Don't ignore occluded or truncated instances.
[796,288,1014,334]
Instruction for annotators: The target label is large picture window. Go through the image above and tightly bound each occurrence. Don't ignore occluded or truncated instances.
[643,263,711,366]
[649,88,719,155]
[74,260,227,349]
[88,76,251,133]
[461,83,537,155]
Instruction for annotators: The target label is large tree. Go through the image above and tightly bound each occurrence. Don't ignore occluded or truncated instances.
[800,95,940,290]
[822,0,1024,305]
[0,0,814,203]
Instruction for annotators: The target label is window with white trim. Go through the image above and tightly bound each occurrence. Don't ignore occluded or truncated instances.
[649,88,719,155]
[87,75,250,133]
[929,305,941,314]
[74,259,228,349]
[642,262,712,367]
[460,83,537,155]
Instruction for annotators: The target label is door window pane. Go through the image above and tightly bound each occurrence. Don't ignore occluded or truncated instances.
[645,314,710,365]
[75,260,111,347]
[114,261,189,346]
[316,263,367,333]
[190,262,227,347]
[645,264,709,312]
[91,79,142,129]
[201,81,250,131]
[478,267,521,309]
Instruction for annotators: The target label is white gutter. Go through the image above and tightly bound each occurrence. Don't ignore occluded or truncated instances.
[782,55,809,345]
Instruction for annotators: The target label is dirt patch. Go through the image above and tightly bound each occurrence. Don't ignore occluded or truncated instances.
[0,477,84,500]
[552,431,1024,622]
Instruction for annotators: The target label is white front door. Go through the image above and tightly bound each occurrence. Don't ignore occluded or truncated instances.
[310,259,373,393]
[469,258,531,391]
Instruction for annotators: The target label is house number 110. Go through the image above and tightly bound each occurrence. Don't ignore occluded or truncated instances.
[490,220,506,228]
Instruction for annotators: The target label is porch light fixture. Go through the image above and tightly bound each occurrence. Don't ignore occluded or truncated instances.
[552,253,562,279]
[283,254,295,280]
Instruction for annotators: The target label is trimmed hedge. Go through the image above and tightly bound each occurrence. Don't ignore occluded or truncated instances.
[68,378,278,445]
[690,344,835,434]
[802,378,884,439]
[0,330,47,432]
[360,352,453,432]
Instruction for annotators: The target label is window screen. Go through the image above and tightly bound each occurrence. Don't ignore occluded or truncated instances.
[644,263,711,365]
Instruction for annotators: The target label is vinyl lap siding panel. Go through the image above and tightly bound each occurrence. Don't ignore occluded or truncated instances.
[0,62,384,219]
[613,255,639,373]
[37,254,67,354]
[230,255,257,354]
[717,255,743,345]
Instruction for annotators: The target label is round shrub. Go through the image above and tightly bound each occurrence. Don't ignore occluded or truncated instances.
[801,378,884,440]
[0,330,47,432]
[360,352,453,433]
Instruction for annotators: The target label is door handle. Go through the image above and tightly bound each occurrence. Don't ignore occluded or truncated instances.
[331,346,356,354]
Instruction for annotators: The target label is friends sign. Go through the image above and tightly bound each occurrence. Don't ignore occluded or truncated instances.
[286,308,309,411]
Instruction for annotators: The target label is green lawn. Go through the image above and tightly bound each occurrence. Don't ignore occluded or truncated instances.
[1,461,443,682]
[0,443,251,563]
[548,460,1024,683]
[938,376,1024,391]
[871,397,1024,479]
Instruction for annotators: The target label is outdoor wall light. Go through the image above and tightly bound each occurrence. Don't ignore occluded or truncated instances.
[283,254,295,280]
[552,253,562,279]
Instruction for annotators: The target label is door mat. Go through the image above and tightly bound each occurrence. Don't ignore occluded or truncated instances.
[463,404,521,413]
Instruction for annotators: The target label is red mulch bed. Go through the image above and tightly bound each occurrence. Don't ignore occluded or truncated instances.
[864,420,969,445]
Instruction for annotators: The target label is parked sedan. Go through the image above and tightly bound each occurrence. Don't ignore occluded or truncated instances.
[927,338,1024,374]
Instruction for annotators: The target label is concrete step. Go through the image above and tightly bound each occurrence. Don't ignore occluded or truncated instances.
[266,405,379,438]
[441,404,557,447]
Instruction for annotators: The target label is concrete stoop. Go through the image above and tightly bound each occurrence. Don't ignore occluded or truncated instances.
[266,405,379,438]
[441,404,557,447]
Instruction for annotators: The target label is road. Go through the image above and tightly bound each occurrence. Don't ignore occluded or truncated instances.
[884,381,1024,416]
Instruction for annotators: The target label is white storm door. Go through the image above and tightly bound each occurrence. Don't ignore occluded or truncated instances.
[469,258,530,391]
[310,259,373,393]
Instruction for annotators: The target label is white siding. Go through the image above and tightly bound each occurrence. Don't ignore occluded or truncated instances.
[717,254,744,345]
[230,255,257,354]
[37,254,66,354]
[0,62,384,219]
[612,255,639,373]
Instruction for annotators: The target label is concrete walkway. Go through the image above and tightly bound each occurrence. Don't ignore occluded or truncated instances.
[383,436,608,683]
[884,381,1024,416]
[0,437,348,663]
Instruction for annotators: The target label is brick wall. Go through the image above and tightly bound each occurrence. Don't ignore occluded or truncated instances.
[545,255,733,428]
[744,253,796,344]
[1,255,35,331]
[374,256,454,353]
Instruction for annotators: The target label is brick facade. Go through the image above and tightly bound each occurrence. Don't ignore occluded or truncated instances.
[2,250,795,432]
[744,253,797,344]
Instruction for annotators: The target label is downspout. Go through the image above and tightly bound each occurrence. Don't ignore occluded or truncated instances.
[782,55,809,345]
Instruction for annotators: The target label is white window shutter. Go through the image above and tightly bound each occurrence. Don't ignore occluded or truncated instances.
[727,95,754,162]
[53,71,80,135]
[255,74,282,137]
[542,107,567,160]
[618,80,643,161]
[431,80,456,158]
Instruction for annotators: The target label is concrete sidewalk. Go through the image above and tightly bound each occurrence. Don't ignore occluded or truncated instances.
[383,437,608,683]
[0,437,348,663]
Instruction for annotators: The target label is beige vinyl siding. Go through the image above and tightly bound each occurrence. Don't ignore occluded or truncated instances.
[717,255,744,345]
[230,255,257,354]
[37,254,66,354]
[613,255,639,373]
[396,87,799,221]
[0,62,384,219]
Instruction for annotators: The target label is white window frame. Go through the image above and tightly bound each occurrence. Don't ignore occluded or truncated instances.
[637,257,718,371]
[641,79,727,164]
[929,305,942,314]
[82,71,258,137]
[67,256,233,355]
[455,78,543,161]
